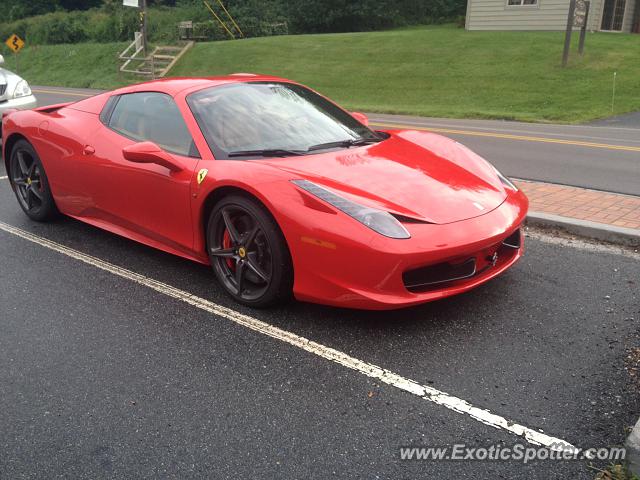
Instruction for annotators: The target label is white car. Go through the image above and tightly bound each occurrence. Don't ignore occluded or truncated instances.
[0,54,37,135]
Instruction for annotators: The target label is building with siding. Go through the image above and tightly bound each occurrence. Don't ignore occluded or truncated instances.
[465,0,639,33]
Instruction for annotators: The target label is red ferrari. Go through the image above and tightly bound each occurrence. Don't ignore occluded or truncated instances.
[2,75,528,310]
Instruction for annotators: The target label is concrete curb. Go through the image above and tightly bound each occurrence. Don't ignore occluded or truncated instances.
[526,211,640,248]
[626,418,640,477]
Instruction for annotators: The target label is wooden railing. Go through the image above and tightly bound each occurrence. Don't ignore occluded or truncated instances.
[119,35,194,79]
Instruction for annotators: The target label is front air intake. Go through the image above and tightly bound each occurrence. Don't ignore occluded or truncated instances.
[502,228,522,249]
[402,228,522,293]
[403,258,477,290]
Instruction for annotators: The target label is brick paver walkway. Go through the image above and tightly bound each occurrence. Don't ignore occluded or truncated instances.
[514,179,640,230]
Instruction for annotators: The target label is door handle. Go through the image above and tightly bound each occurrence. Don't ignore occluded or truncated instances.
[83,145,95,156]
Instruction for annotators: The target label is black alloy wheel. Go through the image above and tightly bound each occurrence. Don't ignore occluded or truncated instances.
[10,140,58,221]
[207,195,293,307]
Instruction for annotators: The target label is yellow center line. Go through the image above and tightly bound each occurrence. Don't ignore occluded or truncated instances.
[370,122,640,153]
[32,89,95,98]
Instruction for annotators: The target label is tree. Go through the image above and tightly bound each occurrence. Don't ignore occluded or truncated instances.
[59,0,103,10]
[0,0,103,21]
[286,0,466,33]
[288,0,398,33]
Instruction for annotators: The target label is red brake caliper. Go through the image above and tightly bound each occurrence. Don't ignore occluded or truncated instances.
[222,229,235,270]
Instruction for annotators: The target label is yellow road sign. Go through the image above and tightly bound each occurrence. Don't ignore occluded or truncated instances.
[5,34,25,53]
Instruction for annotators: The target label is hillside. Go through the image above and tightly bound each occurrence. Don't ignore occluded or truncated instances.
[4,26,640,122]
[172,26,640,122]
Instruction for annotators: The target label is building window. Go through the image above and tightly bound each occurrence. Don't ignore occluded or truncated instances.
[601,0,626,30]
[507,0,538,5]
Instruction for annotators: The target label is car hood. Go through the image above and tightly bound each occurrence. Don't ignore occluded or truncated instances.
[260,130,508,225]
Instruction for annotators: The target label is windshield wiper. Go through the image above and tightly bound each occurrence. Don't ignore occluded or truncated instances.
[307,137,382,152]
[228,137,382,158]
[227,148,308,158]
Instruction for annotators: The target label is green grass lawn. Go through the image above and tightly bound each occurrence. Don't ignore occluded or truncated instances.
[0,42,137,90]
[172,25,640,123]
[4,25,640,122]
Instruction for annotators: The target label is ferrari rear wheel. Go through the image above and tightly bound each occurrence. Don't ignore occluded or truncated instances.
[207,195,293,308]
[10,140,58,222]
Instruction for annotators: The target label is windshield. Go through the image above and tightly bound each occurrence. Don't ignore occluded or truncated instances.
[186,82,380,159]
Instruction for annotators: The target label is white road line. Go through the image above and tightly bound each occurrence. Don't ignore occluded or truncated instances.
[0,176,7,180]
[0,220,577,453]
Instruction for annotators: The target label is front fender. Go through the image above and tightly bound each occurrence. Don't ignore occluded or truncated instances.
[190,160,302,260]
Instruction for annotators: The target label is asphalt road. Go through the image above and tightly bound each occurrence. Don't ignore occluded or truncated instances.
[0,159,639,478]
[1,85,639,477]
[27,85,640,197]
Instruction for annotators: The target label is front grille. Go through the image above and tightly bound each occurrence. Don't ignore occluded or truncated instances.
[403,228,522,292]
[0,84,6,96]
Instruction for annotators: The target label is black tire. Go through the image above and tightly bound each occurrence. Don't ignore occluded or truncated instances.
[9,139,59,222]
[206,195,293,308]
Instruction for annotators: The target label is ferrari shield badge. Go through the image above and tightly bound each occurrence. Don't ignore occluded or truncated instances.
[197,168,208,185]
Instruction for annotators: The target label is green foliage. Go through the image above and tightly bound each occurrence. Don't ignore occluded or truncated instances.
[59,0,104,10]
[0,0,102,21]
[285,0,468,33]
[286,0,395,33]
[0,0,466,45]
[0,8,139,45]
[0,1,287,45]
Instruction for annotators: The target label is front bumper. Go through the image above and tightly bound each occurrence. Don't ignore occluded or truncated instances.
[289,190,529,310]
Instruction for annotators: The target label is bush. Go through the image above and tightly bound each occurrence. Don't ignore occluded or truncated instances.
[26,12,88,44]
[87,11,139,43]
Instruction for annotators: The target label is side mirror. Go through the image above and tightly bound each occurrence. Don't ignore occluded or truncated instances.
[122,141,183,172]
[351,111,369,127]
[0,54,4,66]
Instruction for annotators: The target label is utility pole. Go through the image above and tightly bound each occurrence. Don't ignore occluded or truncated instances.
[562,0,577,67]
[140,0,148,56]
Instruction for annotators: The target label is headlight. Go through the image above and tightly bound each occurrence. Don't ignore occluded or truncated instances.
[13,80,31,98]
[493,166,518,191]
[496,171,518,191]
[292,179,410,239]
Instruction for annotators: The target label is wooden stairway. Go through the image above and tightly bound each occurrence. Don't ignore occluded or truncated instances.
[120,41,194,79]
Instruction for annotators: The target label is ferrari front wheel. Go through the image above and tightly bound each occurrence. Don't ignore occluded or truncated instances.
[207,195,293,308]
[9,140,59,222]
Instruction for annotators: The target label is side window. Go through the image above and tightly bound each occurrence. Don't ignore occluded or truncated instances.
[106,92,198,158]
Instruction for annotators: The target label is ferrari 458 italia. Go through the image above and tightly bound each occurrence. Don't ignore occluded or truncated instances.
[1,75,528,309]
